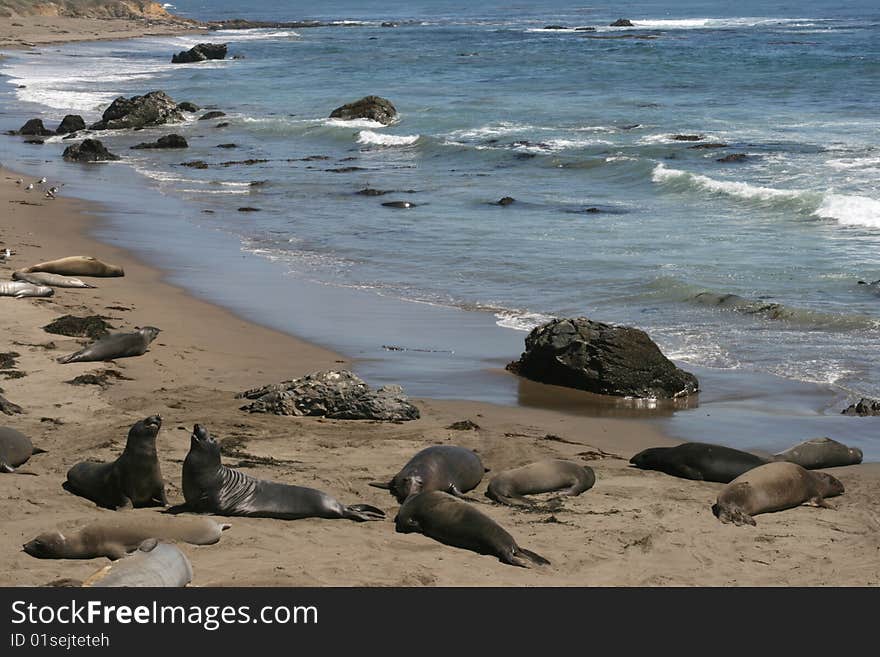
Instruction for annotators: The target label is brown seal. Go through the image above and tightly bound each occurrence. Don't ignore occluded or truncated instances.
[486,459,595,507]
[772,437,863,469]
[370,445,485,502]
[57,327,161,364]
[21,256,124,277]
[0,426,45,474]
[712,462,844,526]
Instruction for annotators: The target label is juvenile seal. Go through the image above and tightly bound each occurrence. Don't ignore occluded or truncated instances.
[21,256,124,277]
[23,515,230,560]
[57,327,161,364]
[83,539,192,587]
[0,281,54,298]
[712,462,844,526]
[167,424,385,522]
[772,437,863,469]
[370,445,485,503]
[486,459,595,507]
[0,426,45,473]
[64,415,166,509]
[395,491,550,568]
[12,271,96,288]
[630,442,767,483]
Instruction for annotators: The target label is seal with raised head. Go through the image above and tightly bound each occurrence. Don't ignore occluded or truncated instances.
[486,459,595,507]
[395,490,550,568]
[23,515,230,560]
[370,445,485,502]
[57,327,161,364]
[64,415,166,509]
[0,426,46,474]
[12,271,96,288]
[712,462,844,526]
[630,442,767,483]
[83,539,192,587]
[772,437,863,469]
[167,424,385,522]
[0,281,54,298]
[20,256,124,277]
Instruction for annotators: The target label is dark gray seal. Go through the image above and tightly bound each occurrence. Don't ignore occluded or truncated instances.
[57,327,161,364]
[772,437,863,469]
[0,426,45,474]
[395,490,550,568]
[166,424,385,521]
[63,415,166,509]
[630,442,767,483]
[370,445,485,502]
[712,462,844,526]
[486,459,595,507]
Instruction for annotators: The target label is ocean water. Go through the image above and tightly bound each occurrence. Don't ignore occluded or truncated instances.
[1,0,879,456]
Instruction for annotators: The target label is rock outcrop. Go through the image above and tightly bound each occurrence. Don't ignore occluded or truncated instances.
[171,43,227,63]
[610,18,634,27]
[198,111,226,121]
[329,96,398,125]
[90,91,183,131]
[841,398,880,416]
[62,139,120,162]
[130,134,188,149]
[176,101,200,113]
[16,118,53,136]
[56,114,85,134]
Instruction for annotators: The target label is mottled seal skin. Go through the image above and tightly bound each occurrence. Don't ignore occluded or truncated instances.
[64,415,166,510]
[13,271,96,288]
[0,426,45,474]
[57,326,161,364]
[21,256,124,277]
[486,459,595,507]
[83,539,192,587]
[370,445,486,503]
[712,462,845,526]
[772,437,863,469]
[0,281,54,298]
[167,425,385,522]
[395,491,550,568]
[630,442,767,483]
[23,515,230,560]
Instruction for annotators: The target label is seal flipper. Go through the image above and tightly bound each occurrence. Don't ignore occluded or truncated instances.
[342,504,386,522]
[806,496,834,509]
[31,447,47,455]
[368,481,392,490]
[505,547,551,568]
[448,484,484,503]
[163,503,192,515]
[711,502,756,526]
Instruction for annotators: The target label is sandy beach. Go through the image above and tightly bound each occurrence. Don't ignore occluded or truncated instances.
[1,165,878,587]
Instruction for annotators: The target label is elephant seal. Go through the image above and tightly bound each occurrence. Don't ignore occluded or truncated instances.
[167,424,385,522]
[370,445,485,502]
[630,442,767,483]
[0,281,54,298]
[395,491,550,568]
[20,256,124,277]
[0,426,46,474]
[23,515,230,560]
[57,327,161,364]
[12,271,96,288]
[83,539,192,587]
[772,437,863,469]
[712,462,844,526]
[486,459,595,507]
[64,415,166,509]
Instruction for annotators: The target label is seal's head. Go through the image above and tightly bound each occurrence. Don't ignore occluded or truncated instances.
[629,447,667,469]
[812,471,845,498]
[187,424,221,467]
[390,474,423,503]
[139,326,162,343]
[23,531,67,558]
[393,501,420,534]
[129,415,162,442]
[848,447,864,464]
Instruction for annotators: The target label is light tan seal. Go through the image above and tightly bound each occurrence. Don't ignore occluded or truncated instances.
[83,539,192,587]
[712,462,844,526]
[21,256,124,277]
[772,437,863,469]
[486,459,595,507]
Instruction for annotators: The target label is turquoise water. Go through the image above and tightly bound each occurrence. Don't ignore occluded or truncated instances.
[1,0,878,455]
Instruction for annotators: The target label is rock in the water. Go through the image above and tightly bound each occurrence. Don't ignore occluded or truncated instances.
[130,134,189,149]
[171,43,228,63]
[90,91,184,131]
[329,95,398,126]
[56,115,86,134]
[17,118,53,136]
[199,111,226,121]
[671,134,703,141]
[544,25,567,30]
[716,153,748,163]
[507,317,699,399]
[180,160,209,169]
[382,201,416,208]
[176,101,200,112]
[237,370,420,421]
[842,398,880,416]
[497,196,515,206]
[610,18,634,27]
[62,139,120,162]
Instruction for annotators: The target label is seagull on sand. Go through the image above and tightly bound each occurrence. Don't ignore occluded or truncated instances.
[25,183,33,191]
[48,186,59,195]
[45,190,55,199]
[37,177,47,185]
[15,178,22,185]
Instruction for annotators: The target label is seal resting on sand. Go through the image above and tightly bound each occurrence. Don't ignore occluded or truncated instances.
[57,327,161,364]
[166,424,385,522]
[0,426,45,474]
[23,515,230,560]
[370,445,485,502]
[395,491,550,568]
[64,415,166,509]
[712,462,844,526]
[0,281,54,298]
[486,459,595,506]
[20,256,124,277]
[772,437,863,469]
[13,271,96,288]
[83,539,192,587]
[630,442,767,483]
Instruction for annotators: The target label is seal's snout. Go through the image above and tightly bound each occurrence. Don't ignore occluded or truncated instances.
[145,415,162,430]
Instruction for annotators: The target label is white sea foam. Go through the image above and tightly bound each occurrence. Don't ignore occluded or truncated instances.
[205,29,301,41]
[324,117,388,129]
[816,194,880,229]
[609,17,824,31]
[356,130,420,146]
[652,163,805,201]
[494,311,555,332]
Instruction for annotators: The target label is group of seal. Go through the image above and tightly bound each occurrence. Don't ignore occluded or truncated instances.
[1,256,121,299]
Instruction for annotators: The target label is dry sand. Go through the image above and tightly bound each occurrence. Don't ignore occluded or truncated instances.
[0,14,200,49]
[1,166,878,587]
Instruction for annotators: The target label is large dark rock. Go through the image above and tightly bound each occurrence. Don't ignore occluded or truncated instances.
[610,18,634,27]
[717,153,748,163]
[176,101,200,113]
[507,317,699,399]
[90,91,184,131]
[199,111,226,121]
[237,370,420,421]
[329,95,398,125]
[56,114,86,134]
[62,139,120,162]
[842,398,880,416]
[17,118,53,136]
[130,134,189,149]
[171,43,228,63]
